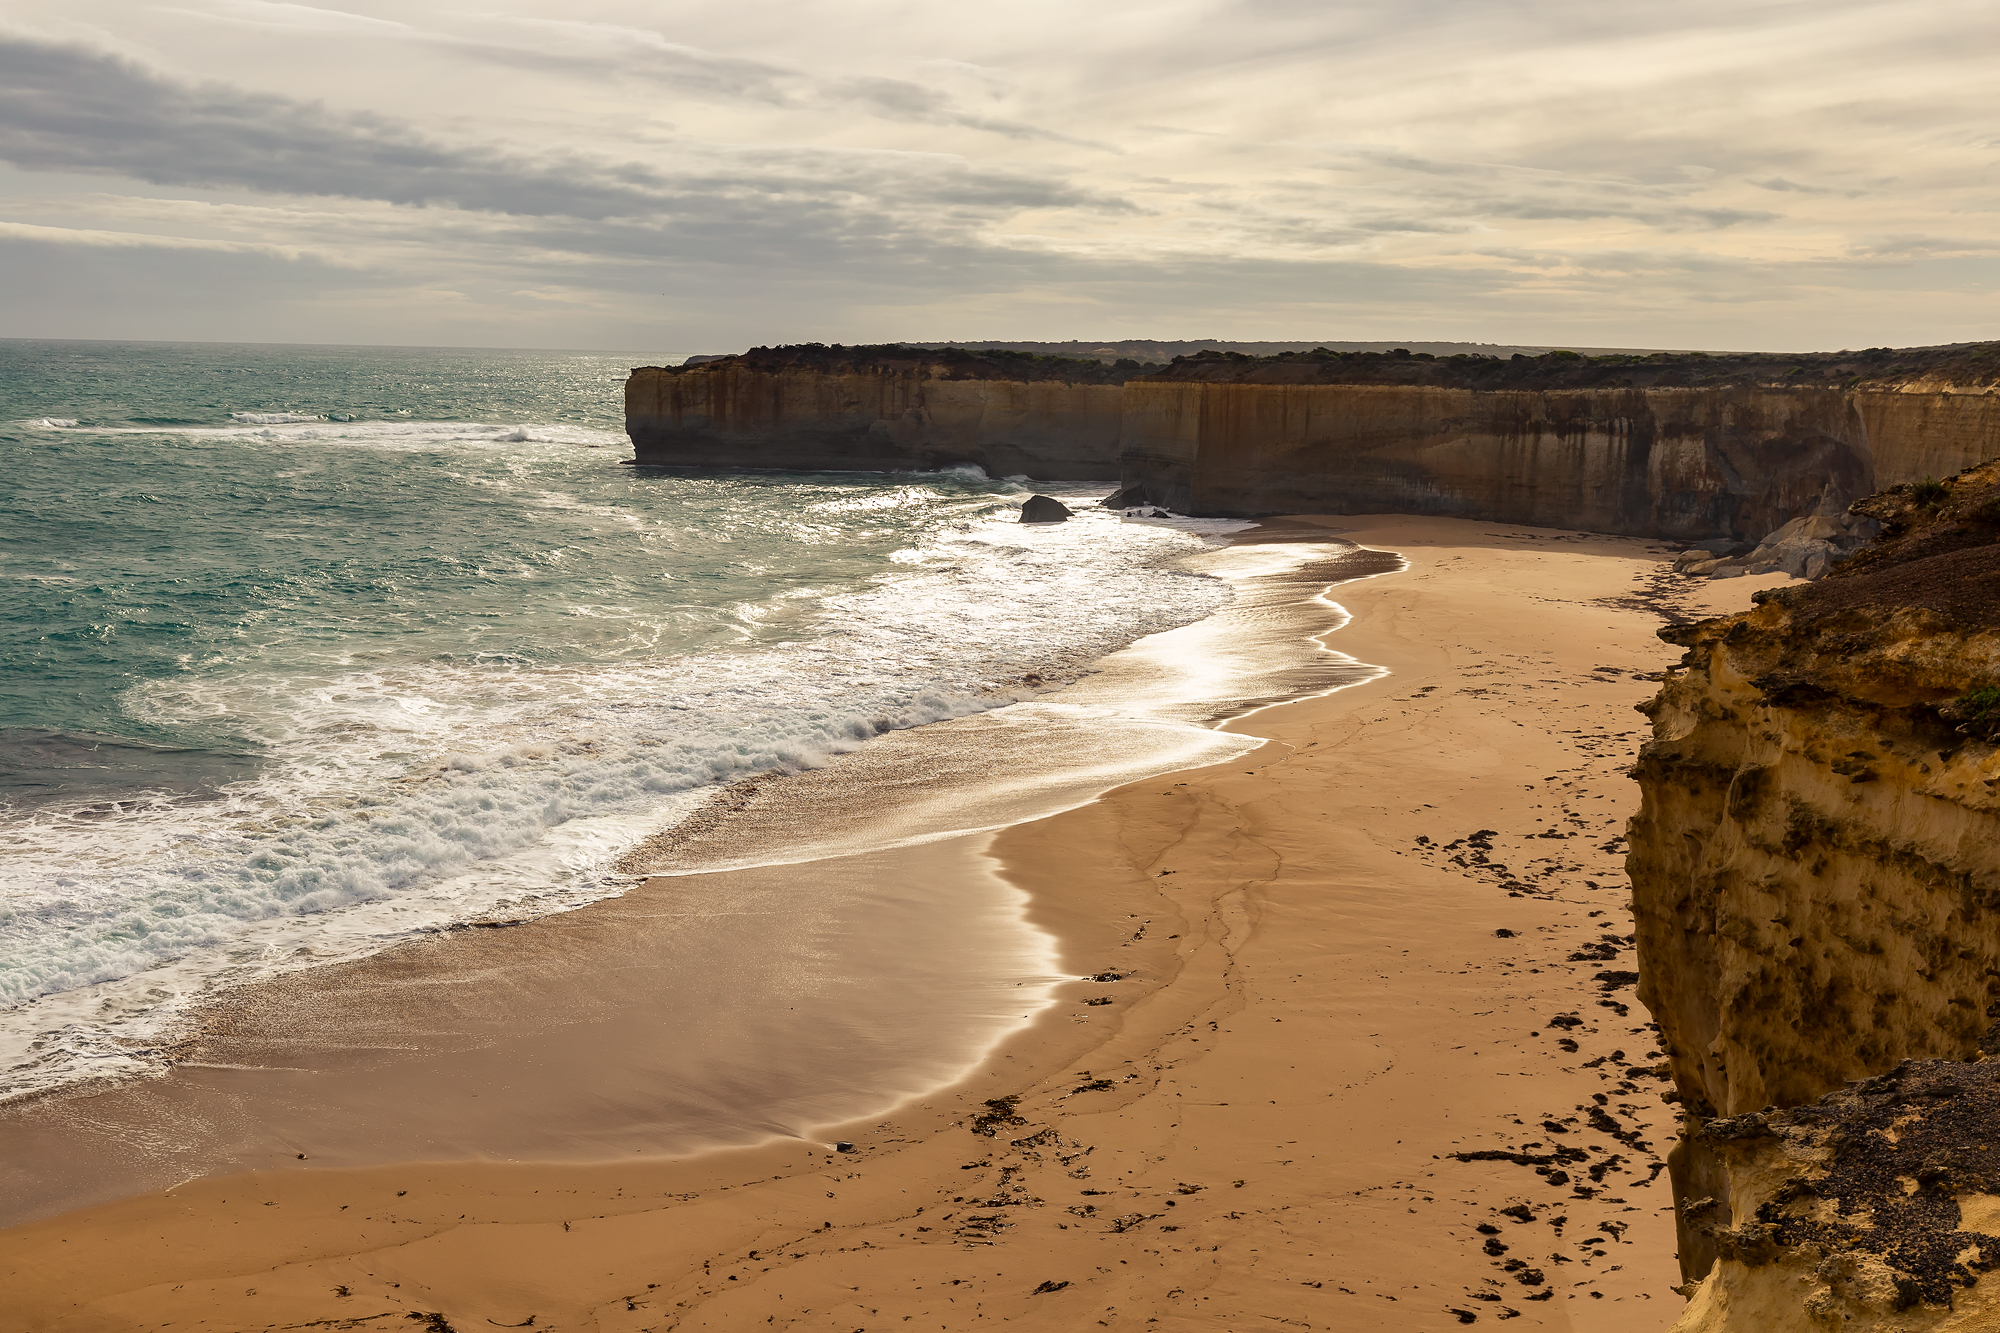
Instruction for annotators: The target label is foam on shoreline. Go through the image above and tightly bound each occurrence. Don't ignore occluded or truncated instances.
[0,463,1247,1107]
[0,530,1384,1227]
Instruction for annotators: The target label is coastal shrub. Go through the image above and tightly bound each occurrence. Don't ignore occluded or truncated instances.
[1942,686,2000,741]
[1547,349,1583,361]
[1911,477,1951,507]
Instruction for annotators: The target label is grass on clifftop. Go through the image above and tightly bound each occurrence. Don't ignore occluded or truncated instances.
[661,343,1162,384]
[1140,341,2000,391]
[663,340,2000,392]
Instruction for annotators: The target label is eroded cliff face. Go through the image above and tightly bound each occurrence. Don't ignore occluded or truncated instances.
[626,347,2000,541]
[1122,381,1872,539]
[625,352,1126,480]
[1671,1063,2000,1332]
[1628,460,2000,1327]
[1858,387,2000,489]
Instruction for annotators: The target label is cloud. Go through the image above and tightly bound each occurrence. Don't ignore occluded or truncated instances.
[481,18,1106,146]
[165,4,1101,146]
[1311,146,1782,232]
[0,36,680,216]
[0,31,1128,250]
[0,218,325,258]
[1846,233,2000,262]
[441,15,806,108]
[4,0,2000,350]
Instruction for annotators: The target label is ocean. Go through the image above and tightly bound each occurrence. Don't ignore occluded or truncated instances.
[0,339,1247,1104]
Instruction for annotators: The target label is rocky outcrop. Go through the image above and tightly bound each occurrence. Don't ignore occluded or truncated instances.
[625,342,2000,543]
[1628,458,2000,1327]
[625,345,1130,480]
[1671,485,1881,579]
[1672,1062,2000,1331]
[1018,494,1071,523]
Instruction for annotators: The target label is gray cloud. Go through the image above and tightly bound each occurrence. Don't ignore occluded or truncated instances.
[1846,233,2000,262]
[0,36,672,217]
[826,76,1112,149]
[0,32,1127,249]
[173,6,1101,147]
[1317,147,1780,231]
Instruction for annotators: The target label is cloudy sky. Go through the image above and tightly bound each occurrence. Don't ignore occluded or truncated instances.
[1,0,1995,351]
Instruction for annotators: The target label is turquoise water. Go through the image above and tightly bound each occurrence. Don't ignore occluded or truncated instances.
[0,340,1238,1098]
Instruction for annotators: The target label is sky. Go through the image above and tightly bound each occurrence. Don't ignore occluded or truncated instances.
[1,0,1996,352]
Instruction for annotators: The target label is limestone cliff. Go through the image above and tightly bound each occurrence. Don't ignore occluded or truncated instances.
[1121,379,1869,539]
[626,342,2000,544]
[1119,344,2000,536]
[1628,458,2000,1327]
[625,345,1132,480]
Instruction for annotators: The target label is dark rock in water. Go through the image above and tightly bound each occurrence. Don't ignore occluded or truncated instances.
[1101,484,1152,509]
[1020,494,1073,523]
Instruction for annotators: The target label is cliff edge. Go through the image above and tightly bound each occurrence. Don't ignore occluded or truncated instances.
[1629,457,2000,1328]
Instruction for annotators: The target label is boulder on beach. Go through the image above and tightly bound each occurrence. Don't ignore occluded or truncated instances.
[1673,483,1879,582]
[1019,494,1073,524]
[1100,484,1151,509]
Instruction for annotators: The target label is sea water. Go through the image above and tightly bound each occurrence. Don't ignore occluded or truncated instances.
[0,340,1244,1102]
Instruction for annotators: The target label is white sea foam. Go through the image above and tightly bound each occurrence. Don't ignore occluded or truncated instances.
[0,492,1239,1101]
[36,418,78,428]
[78,417,626,452]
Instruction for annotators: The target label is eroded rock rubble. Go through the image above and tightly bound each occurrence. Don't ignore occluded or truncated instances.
[1675,1059,2000,1331]
[1672,484,1882,580]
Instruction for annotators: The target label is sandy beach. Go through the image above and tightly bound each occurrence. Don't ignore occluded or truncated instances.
[1,514,1786,1332]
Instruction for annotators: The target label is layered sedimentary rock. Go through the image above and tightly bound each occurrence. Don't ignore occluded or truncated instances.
[627,343,2000,543]
[1628,460,2000,1327]
[1672,1064,2000,1331]
[625,346,1130,480]
[1855,385,2000,489]
[1118,346,2000,536]
[1122,379,1870,539]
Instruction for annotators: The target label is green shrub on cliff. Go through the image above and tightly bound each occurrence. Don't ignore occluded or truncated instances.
[1911,477,1951,507]
[1941,686,2000,741]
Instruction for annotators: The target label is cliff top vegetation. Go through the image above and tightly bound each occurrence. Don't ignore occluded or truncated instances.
[640,343,1161,385]
[643,340,2000,392]
[897,338,1635,363]
[1143,342,2000,391]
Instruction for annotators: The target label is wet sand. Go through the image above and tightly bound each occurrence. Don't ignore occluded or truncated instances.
[0,533,1381,1226]
[2,515,1784,1332]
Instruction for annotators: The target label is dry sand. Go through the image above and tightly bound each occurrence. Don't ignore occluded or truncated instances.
[1,514,1784,1332]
